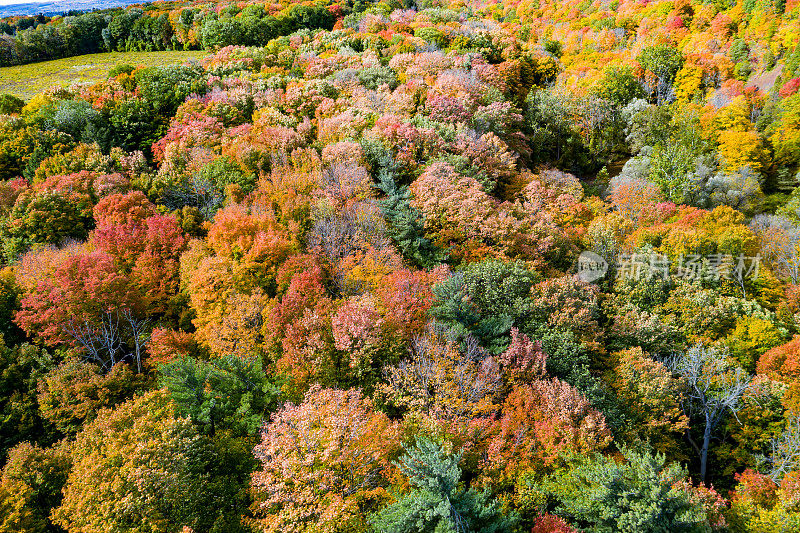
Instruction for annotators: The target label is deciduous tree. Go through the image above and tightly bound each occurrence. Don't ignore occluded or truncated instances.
[667,343,752,482]
[53,390,224,533]
[251,386,400,533]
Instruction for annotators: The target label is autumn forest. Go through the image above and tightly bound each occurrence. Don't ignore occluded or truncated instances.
[0,0,800,530]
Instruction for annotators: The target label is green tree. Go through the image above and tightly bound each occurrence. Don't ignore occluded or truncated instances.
[1,189,90,258]
[430,259,539,354]
[52,390,234,533]
[371,437,517,533]
[159,355,278,533]
[377,168,445,268]
[0,268,22,344]
[199,17,242,49]
[595,66,646,107]
[0,337,56,462]
[637,45,684,104]
[158,354,279,438]
[544,38,563,58]
[133,64,205,118]
[196,156,257,196]
[537,448,711,532]
[108,63,135,78]
[0,119,35,179]
[43,99,107,147]
[109,96,159,153]
[102,8,143,52]
[112,64,205,154]
[648,142,700,203]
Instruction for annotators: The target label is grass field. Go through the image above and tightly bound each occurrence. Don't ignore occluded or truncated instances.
[0,50,209,100]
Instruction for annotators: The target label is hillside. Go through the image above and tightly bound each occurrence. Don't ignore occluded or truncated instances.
[0,0,799,531]
[0,0,141,18]
[0,50,207,98]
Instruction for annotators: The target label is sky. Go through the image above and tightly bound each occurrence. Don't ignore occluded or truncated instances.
[0,0,50,5]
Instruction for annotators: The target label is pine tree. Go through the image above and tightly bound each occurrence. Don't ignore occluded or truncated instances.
[377,169,445,268]
[371,438,517,533]
[536,448,711,533]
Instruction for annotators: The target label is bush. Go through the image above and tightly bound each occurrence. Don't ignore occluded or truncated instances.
[107,63,135,77]
[0,94,24,115]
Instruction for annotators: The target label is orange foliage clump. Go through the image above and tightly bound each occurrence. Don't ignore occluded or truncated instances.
[757,336,800,382]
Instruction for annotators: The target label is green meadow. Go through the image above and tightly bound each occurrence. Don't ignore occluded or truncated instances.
[0,50,208,100]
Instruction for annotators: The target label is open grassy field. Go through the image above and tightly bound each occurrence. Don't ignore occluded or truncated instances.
[0,50,209,100]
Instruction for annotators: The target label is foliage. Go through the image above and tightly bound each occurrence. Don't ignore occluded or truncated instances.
[37,357,145,436]
[535,448,715,533]
[1,1,800,529]
[377,168,444,268]
[251,386,400,533]
[370,437,517,533]
[481,378,612,487]
[0,94,23,115]
[158,354,279,437]
[668,343,752,482]
[429,260,539,354]
[725,317,784,373]
[0,440,71,533]
[758,335,800,381]
[379,322,501,423]
[595,66,646,107]
[608,347,688,454]
[52,390,229,532]
[1,189,91,260]
[0,336,55,461]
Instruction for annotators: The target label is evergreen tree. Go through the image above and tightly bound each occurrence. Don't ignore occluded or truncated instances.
[158,354,279,438]
[377,163,445,269]
[430,259,538,354]
[535,448,711,533]
[371,438,517,533]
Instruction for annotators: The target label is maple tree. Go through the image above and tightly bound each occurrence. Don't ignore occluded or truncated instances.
[758,336,800,382]
[481,378,611,488]
[379,323,501,428]
[608,347,689,454]
[52,390,232,532]
[0,440,70,533]
[37,358,145,436]
[251,386,400,533]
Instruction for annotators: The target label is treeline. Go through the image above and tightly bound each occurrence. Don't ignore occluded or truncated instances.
[0,1,341,67]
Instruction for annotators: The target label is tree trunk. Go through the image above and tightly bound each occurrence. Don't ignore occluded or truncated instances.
[700,415,713,483]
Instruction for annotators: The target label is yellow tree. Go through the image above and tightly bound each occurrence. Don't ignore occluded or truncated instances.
[608,347,689,455]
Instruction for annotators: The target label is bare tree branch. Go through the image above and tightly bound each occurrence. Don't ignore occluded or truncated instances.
[666,343,751,482]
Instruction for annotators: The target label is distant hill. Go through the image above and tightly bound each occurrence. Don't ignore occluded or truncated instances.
[0,0,140,17]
